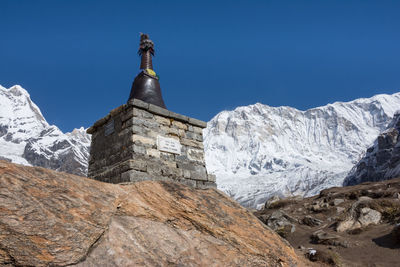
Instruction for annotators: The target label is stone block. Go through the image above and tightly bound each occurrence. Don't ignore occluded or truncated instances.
[146,148,161,158]
[164,161,177,169]
[185,131,203,142]
[133,108,153,119]
[131,125,147,135]
[196,181,217,189]
[154,115,171,125]
[190,169,208,181]
[121,108,134,122]
[178,129,186,138]
[208,174,216,182]
[183,169,191,179]
[177,162,207,181]
[148,104,170,117]
[180,138,204,149]
[131,134,156,146]
[176,161,197,171]
[121,169,149,183]
[188,117,207,128]
[175,154,189,162]
[142,119,159,129]
[118,127,132,137]
[160,126,179,136]
[172,120,188,130]
[129,98,149,110]
[160,152,175,161]
[123,117,134,128]
[127,159,147,172]
[179,178,196,188]
[146,130,163,140]
[147,161,163,176]
[161,166,182,178]
[187,148,205,163]
[133,144,146,155]
[168,111,189,123]
[192,126,204,134]
[128,117,159,129]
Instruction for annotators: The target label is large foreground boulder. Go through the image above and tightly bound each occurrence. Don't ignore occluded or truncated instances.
[0,161,305,266]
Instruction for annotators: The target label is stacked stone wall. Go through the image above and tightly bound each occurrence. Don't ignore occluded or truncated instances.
[87,99,216,189]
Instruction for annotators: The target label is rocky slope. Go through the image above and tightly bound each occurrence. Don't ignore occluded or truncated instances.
[0,160,307,267]
[0,85,90,176]
[255,178,400,266]
[344,112,400,186]
[204,92,400,208]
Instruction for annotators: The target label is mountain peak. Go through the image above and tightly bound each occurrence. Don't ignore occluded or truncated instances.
[8,84,30,97]
[0,84,90,175]
[204,91,400,208]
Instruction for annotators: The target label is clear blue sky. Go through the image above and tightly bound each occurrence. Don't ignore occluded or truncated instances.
[1,0,400,132]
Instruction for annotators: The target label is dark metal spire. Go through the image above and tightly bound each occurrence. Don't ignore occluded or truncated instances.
[128,33,166,109]
[138,33,154,70]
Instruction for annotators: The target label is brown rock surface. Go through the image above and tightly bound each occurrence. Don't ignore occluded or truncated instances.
[0,161,306,266]
[255,178,400,266]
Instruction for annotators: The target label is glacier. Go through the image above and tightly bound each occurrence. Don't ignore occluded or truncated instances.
[204,93,400,208]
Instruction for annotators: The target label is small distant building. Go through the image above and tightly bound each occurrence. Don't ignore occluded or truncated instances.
[86,34,216,188]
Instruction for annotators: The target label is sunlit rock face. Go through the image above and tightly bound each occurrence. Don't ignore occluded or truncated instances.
[0,161,305,267]
[204,92,400,208]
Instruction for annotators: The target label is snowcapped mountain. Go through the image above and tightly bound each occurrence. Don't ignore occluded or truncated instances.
[0,85,90,176]
[204,92,400,208]
[2,84,400,209]
[343,112,400,186]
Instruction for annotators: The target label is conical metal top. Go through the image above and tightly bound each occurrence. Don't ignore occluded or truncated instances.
[128,33,166,109]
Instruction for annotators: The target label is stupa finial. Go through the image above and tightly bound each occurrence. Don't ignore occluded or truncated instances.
[128,33,166,109]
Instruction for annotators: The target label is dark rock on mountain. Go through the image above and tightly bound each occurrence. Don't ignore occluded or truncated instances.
[344,112,400,186]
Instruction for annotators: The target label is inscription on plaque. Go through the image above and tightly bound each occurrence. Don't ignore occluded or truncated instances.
[157,136,181,155]
[104,119,114,136]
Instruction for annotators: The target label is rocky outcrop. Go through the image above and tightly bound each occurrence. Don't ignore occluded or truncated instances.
[337,207,381,232]
[336,198,382,232]
[254,177,400,266]
[344,112,400,186]
[0,161,306,266]
[258,210,297,238]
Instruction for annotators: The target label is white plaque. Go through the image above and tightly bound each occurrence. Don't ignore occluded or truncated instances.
[157,136,181,155]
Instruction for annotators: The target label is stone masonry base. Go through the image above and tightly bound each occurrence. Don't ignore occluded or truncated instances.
[87,99,216,189]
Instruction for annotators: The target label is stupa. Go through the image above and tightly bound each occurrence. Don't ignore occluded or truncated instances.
[86,34,216,188]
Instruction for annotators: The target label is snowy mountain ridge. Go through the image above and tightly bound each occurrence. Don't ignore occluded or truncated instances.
[204,92,400,208]
[2,84,400,209]
[0,85,90,175]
